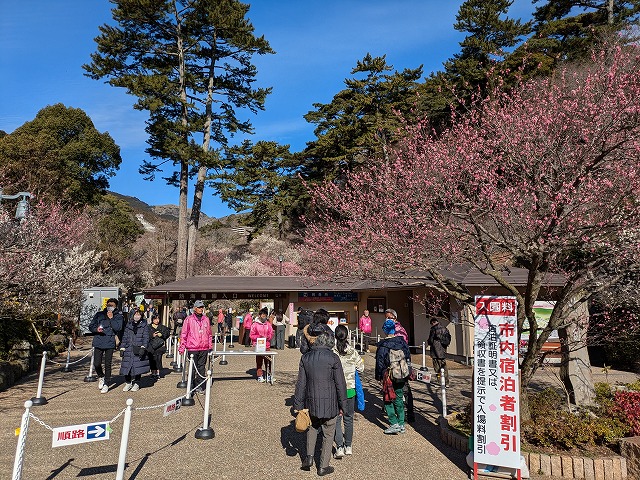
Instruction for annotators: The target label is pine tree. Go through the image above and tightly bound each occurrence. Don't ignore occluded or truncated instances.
[84,0,273,279]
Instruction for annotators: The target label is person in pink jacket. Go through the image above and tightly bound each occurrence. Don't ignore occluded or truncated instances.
[243,309,254,346]
[250,307,273,382]
[179,300,212,394]
[358,309,372,352]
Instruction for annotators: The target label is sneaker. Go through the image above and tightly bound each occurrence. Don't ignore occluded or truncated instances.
[123,383,133,392]
[130,383,140,392]
[383,424,401,435]
[266,375,272,383]
[345,446,352,455]
[399,425,406,434]
[100,385,109,394]
[257,376,265,383]
[98,377,105,389]
[334,446,344,459]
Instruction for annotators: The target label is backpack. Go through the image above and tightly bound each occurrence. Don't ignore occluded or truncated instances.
[440,328,451,348]
[388,348,410,381]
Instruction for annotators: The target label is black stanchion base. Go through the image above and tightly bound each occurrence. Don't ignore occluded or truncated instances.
[195,427,214,440]
[182,397,195,406]
[228,344,234,349]
[31,396,47,406]
[176,381,187,388]
[166,354,174,359]
[420,367,428,371]
[84,375,98,382]
[219,359,228,365]
[170,360,176,366]
[359,351,365,356]
[173,366,183,373]
[63,367,73,373]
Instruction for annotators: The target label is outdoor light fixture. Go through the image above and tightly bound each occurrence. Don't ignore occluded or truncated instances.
[278,254,284,276]
[0,188,32,222]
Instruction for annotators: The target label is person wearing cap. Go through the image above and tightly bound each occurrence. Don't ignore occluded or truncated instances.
[179,300,213,394]
[294,329,347,476]
[300,308,335,354]
[375,318,412,434]
[89,298,124,394]
[383,308,415,423]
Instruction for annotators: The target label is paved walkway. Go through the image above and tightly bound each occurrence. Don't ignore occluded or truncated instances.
[0,341,470,480]
[1,341,637,480]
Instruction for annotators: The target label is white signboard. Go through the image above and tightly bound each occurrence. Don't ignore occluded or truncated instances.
[473,296,520,469]
[52,422,110,448]
[163,397,183,417]
[327,316,338,331]
[414,369,432,383]
[255,337,267,353]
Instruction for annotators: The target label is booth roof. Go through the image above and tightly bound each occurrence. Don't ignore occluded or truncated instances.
[143,267,565,296]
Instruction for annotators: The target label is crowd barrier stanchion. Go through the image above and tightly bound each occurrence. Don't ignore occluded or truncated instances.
[12,400,32,480]
[115,398,134,480]
[176,350,187,388]
[219,334,228,366]
[173,346,183,373]
[421,342,427,371]
[166,335,174,359]
[62,338,73,373]
[195,370,214,440]
[31,351,47,406]
[359,330,364,355]
[228,327,234,349]
[213,332,219,352]
[182,354,195,406]
[440,368,447,417]
[84,347,97,382]
[376,334,380,344]
[170,336,178,366]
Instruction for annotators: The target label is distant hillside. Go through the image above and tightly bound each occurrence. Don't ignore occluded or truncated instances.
[107,191,253,236]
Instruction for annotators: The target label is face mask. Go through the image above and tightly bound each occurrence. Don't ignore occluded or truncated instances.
[134,315,141,321]
[107,306,115,312]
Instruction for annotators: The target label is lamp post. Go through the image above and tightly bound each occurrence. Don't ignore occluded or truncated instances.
[278,255,284,276]
[0,188,32,222]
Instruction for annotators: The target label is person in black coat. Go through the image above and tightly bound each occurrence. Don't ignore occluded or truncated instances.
[89,298,124,394]
[119,311,150,392]
[294,329,347,476]
[299,308,335,354]
[147,313,171,379]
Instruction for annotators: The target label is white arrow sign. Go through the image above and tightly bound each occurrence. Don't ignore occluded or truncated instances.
[52,422,110,448]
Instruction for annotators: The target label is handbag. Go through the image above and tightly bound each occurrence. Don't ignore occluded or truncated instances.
[148,336,165,351]
[294,409,311,432]
[354,370,365,411]
[132,345,145,356]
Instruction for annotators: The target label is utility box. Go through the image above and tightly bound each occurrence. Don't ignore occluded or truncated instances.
[79,287,120,335]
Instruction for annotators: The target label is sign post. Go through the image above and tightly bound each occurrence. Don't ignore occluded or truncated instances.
[473,296,521,479]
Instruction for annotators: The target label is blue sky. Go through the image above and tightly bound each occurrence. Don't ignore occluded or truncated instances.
[0,0,534,218]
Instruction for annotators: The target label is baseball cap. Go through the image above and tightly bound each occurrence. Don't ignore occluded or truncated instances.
[193,300,205,308]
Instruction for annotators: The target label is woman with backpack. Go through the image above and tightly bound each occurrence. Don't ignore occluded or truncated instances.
[375,319,412,434]
[332,324,364,457]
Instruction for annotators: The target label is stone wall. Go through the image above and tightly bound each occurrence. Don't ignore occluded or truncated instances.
[620,437,640,479]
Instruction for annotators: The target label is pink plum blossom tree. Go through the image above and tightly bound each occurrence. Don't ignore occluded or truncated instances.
[0,198,96,343]
[302,45,640,393]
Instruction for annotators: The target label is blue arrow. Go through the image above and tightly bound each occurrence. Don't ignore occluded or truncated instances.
[87,423,106,439]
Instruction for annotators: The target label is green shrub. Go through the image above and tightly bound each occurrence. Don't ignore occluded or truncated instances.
[521,388,628,450]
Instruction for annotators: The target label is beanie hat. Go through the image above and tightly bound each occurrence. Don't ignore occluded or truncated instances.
[382,319,396,335]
